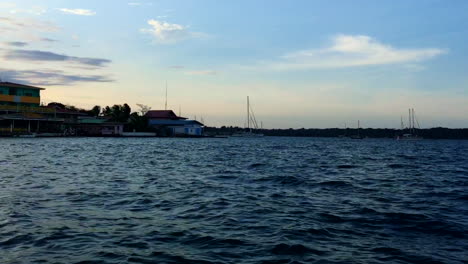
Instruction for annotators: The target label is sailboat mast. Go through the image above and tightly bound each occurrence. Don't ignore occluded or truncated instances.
[408,109,412,132]
[165,81,168,110]
[247,96,250,130]
[401,116,404,130]
[412,108,415,133]
[358,120,360,136]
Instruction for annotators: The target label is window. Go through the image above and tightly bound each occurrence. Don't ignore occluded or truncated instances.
[25,92,33,97]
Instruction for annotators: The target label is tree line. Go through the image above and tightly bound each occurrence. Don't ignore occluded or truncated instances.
[204,126,468,139]
[46,102,151,132]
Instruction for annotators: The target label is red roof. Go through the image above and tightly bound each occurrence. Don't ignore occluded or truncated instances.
[145,110,187,120]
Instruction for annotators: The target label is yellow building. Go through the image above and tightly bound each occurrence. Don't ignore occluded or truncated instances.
[0,81,43,107]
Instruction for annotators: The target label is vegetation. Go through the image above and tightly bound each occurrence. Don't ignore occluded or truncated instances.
[128,112,149,132]
[89,105,101,117]
[204,126,468,139]
[47,102,150,132]
[102,104,131,123]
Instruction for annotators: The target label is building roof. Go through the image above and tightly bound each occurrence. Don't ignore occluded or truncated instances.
[0,82,45,90]
[145,110,187,120]
[148,119,204,126]
[77,116,124,125]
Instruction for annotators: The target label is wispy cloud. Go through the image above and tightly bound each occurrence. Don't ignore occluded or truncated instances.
[5,41,28,47]
[10,6,47,16]
[40,37,57,42]
[140,19,205,44]
[0,68,113,86]
[185,70,217,76]
[5,49,111,67]
[58,8,96,16]
[0,16,59,45]
[255,35,446,71]
[0,16,59,32]
[169,65,184,69]
[0,2,16,9]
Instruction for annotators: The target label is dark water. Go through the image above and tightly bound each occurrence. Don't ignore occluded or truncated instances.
[1,137,467,264]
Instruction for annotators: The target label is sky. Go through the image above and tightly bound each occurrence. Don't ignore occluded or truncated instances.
[1,0,468,128]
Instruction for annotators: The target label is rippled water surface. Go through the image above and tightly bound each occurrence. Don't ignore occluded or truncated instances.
[1,137,467,264]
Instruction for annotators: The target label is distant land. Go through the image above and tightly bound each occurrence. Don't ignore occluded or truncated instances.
[205,126,468,140]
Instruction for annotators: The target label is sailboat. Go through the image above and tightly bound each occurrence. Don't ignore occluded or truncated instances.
[231,96,264,137]
[349,120,364,139]
[397,108,422,140]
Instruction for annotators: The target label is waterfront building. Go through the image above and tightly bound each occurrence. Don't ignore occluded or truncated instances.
[0,82,61,136]
[146,110,204,137]
[0,82,84,136]
[0,82,43,107]
[74,116,124,136]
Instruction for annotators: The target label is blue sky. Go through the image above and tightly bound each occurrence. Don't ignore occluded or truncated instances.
[1,0,467,128]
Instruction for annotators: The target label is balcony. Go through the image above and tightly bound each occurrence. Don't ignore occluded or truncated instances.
[0,94,41,105]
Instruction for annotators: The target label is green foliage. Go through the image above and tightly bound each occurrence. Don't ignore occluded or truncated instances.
[89,105,101,117]
[127,112,149,132]
[102,104,131,122]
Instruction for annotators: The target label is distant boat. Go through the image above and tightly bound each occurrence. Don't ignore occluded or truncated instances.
[231,96,264,137]
[397,108,422,140]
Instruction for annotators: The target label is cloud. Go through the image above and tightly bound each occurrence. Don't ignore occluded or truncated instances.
[5,41,28,47]
[185,70,217,76]
[257,35,446,71]
[40,37,57,42]
[0,17,59,44]
[5,49,111,67]
[10,6,47,16]
[140,19,204,43]
[0,16,59,32]
[0,68,113,86]
[58,8,96,16]
[0,2,16,9]
[169,65,184,69]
